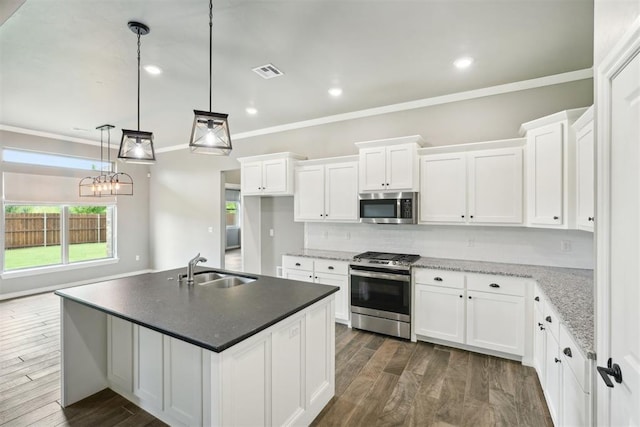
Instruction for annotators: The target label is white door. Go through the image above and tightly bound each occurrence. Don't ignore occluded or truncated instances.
[597,35,640,426]
[414,284,465,343]
[533,303,547,382]
[294,165,325,221]
[315,272,348,322]
[527,123,564,226]
[262,159,288,193]
[419,153,467,223]
[544,331,561,426]
[325,162,359,221]
[241,161,263,195]
[386,144,414,190]
[359,147,386,191]
[466,290,524,355]
[576,120,595,231]
[467,148,523,224]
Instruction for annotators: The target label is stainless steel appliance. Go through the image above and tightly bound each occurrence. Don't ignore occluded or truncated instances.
[359,192,417,224]
[350,251,420,339]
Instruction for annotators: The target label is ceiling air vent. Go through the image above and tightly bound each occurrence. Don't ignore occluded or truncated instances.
[252,63,284,79]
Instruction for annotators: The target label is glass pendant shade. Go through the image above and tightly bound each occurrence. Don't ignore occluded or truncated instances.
[118,129,156,164]
[189,110,232,155]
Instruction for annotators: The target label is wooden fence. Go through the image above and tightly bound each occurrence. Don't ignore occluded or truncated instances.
[4,213,107,249]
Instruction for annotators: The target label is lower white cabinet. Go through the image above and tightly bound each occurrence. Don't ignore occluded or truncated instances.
[532,299,546,382]
[282,255,349,324]
[544,328,562,425]
[106,296,335,427]
[415,284,465,343]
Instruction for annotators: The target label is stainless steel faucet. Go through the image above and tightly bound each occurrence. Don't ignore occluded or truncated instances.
[186,253,208,284]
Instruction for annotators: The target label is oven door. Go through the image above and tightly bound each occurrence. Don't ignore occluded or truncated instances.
[350,266,411,322]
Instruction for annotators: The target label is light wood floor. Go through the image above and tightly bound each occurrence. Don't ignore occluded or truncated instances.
[0,292,552,426]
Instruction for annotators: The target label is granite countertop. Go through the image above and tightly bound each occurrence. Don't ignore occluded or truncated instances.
[286,249,594,359]
[55,267,338,353]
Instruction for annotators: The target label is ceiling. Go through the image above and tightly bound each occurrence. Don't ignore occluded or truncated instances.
[0,0,593,149]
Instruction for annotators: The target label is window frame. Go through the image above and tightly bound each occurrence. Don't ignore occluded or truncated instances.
[1,202,119,278]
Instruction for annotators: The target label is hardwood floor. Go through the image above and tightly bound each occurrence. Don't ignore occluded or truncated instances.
[0,292,552,426]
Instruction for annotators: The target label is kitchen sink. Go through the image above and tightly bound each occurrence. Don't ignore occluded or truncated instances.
[178,270,256,288]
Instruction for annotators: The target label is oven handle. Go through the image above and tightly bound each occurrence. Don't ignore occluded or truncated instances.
[349,269,411,282]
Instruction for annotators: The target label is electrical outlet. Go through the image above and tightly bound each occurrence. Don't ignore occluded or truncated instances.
[269,228,274,237]
[468,239,475,247]
[208,227,213,233]
[560,240,572,252]
[135,255,140,261]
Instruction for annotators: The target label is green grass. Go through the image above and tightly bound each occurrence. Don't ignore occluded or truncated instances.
[4,243,109,270]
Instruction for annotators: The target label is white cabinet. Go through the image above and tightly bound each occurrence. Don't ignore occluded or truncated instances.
[419,143,524,225]
[163,337,202,426]
[520,108,588,228]
[414,269,527,357]
[356,135,423,192]
[107,315,133,393]
[294,158,358,222]
[467,147,523,224]
[544,328,562,425]
[574,107,595,232]
[133,325,164,411]
[282,256,349,323]
[239,152,306,196]
[532,292,546,382]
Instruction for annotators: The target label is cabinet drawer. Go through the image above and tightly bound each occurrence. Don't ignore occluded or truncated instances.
[560,324,589,392]
[533,286,545,314]
[282,256,313,271]
[414,268,465,289]
[466,273,526,297]
[314,259,349,275]
[543,300,561,340]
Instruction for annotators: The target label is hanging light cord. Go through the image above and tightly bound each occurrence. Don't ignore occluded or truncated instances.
[137,30,141,132]
[99,127,105,174]
[209,0,213,112]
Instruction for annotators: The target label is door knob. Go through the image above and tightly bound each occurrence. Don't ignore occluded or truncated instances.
[597,358,623,387]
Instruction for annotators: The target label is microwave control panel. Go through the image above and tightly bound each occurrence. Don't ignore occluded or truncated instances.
[400,199,413,218]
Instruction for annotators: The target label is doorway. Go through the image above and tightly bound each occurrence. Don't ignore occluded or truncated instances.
[223,169,242,271]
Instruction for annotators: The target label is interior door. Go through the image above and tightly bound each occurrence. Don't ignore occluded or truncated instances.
[597,33,640,426]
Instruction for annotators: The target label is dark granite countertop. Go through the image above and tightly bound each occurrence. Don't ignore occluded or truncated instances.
[286,249,594,358]
[55,267,338,353]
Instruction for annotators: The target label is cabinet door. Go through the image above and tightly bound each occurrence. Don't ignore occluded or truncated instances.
[419,153,466,223]
[325,162,359,221]
[133,325,164,411]
[272,317,305,426]
[544,331,562,425]
[107,315,133,393]
[163,337,202,426]
[315,272,349,323]
[466,290,525,355]
[283,268,314,282]
[576,120,594,231]
[468,148,523,224]
[527,123,564,226]
[262,158,288,194]
[241,161,263,195]
[415,284,465,343]
[562,364,589,427]
[386,144,416,190]
[295,165,325,221]
[359,147,387,191]
[533,306,546,384]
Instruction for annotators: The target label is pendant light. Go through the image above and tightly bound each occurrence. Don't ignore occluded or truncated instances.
[189,0,232,155]
[80,124,134,197]
[118,21,156,164]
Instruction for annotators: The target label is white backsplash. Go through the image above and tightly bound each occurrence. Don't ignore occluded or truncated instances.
[305,223,594,269]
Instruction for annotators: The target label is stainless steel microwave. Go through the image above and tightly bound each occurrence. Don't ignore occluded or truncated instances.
[359,192,417,224]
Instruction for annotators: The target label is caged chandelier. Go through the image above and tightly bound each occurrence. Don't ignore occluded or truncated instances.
[118,21,156,164]
[79,124,133,197]
[189,0,232,155]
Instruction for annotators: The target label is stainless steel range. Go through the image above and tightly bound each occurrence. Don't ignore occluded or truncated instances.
[350,251,420,339]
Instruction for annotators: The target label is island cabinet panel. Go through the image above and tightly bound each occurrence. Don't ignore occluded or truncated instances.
[107,315,133,393]
[272,317,305,426]
[163,337,203,426]
[133,326,164,411]
[305,300,335,413]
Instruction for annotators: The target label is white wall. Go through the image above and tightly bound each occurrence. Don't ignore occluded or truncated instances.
[0,130,151,297]
[305,223,593,269]
[594,0,640,66]
[260,197,304,276]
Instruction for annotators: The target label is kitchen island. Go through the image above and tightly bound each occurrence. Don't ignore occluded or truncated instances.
[55,267,338,426]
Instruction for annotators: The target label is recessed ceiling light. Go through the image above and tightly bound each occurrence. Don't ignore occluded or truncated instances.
[454,57,474,69]
[328,87,343,97]
[144,65,162,75]
[246,107,258,115]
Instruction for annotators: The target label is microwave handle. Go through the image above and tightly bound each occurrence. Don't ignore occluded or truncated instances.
[349,269,411,282]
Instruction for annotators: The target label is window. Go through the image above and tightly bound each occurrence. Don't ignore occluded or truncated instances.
[2,148,111,171]
[3,204,115,272]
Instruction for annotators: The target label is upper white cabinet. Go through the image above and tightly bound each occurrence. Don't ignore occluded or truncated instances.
[355,135,423,192]
[419,140,524,225]
[294,157,359,222]
[520,108,588,228]
[239,152,306,196]
[573,107,595,232]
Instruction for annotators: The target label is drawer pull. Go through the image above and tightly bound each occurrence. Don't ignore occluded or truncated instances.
[545,315,552,323]
[489,283,500,288]
[328,266,334,270]
[553,216,559,220]
[459,294,463,298]
[434,277,443,282]
[295,263,301,267]
[534,296,540,302]
[563,347,572,358]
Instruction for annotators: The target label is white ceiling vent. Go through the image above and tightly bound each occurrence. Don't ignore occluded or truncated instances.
[252,63,284,79]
